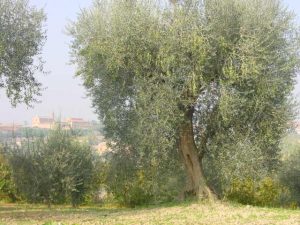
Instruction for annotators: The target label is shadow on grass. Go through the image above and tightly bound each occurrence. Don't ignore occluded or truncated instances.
[0,204,122,221]
[0,199,198,214]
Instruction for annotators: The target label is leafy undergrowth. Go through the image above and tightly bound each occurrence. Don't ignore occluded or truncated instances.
[0,201,299,225]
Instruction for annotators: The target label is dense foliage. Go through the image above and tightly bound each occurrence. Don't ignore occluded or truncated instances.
[0,148,18,202]
[225,177,293,207]
[70,0,299,201]
[0,0,46,106]
[1,0,299,209]
[5,127,97,207]
[106,148,185,206]
[280,134,300,205]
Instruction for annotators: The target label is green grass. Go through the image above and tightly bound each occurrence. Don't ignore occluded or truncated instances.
[0,201,299,225]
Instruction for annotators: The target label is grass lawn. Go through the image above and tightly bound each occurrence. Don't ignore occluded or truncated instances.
[0,201,299,225]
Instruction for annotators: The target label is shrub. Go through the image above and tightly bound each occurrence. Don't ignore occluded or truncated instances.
[6,127,97,207]
[280,147,300,205]
[106,148,185,207]
[225,178,256,205]
[226,177,292,207]
[106,152,154,207]
[0,151,19,202]
[255,177,289,207]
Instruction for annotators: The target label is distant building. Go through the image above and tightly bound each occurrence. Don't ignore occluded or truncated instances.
[31,114,94,130]
[32,114,55,129]
[65,118,92,130]
[0,123,22,132]
[60,121,70,130]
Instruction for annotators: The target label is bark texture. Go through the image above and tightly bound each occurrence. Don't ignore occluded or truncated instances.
[179,109,216,200]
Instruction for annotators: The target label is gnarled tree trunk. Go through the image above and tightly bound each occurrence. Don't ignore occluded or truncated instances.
[179,109,216,200]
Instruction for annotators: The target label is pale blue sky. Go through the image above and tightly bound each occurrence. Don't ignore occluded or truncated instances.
[0,0,300,124]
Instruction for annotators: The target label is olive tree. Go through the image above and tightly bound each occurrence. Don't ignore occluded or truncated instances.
[0,0,46,106]
[69,0,299,199]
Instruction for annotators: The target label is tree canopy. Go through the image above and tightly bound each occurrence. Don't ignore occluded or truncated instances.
[70,0,300,199]
[0,0,46,106]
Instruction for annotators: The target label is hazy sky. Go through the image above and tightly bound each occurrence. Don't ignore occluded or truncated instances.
[0,0,94,124]
[0,0,300,124]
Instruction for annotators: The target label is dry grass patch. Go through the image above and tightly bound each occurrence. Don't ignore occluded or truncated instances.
[0,201,299,225]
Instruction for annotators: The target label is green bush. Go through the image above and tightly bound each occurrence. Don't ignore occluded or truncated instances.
[226,177,292,207]
[226,178,256,205]
[118,170,154,207]
[106,152,154,207]
[0,151,19,202]
[255,177,290,207]
[6,127,98,207]
[106,149,184,207]
[280,146,300,205]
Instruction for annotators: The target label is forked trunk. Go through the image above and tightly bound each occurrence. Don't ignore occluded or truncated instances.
[179,110,216,200]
